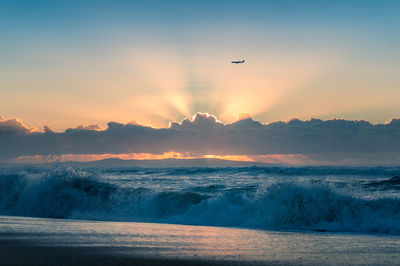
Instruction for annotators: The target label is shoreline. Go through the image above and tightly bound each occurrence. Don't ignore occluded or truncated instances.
[1,214,399,238]
[1,215,400,265]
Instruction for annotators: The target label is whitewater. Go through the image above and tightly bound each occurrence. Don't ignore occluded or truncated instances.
[1,165,400,235]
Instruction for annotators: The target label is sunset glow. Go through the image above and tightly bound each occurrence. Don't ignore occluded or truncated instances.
[1,1,400,130]
[12,152,316,166]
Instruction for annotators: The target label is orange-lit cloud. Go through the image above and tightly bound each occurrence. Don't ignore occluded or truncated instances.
[202,154,254,162]
[12,152,195,164]
[12,152,312,165]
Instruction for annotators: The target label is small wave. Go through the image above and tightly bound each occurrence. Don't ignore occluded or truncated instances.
[110,165,400,177]
[364,175,400,190]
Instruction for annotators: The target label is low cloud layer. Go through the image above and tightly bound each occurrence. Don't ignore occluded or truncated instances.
[1,113,400,165]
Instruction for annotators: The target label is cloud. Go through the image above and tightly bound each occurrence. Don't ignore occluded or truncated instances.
[71,124,101,131]
[1,113,400,165]
[170,113,224,130]
[0,116,34,134]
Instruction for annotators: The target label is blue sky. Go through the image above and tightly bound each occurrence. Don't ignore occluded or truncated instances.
[1,0,400,130]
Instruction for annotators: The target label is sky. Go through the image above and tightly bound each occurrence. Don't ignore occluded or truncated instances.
[1,1,400,165]
[1,0,400,131]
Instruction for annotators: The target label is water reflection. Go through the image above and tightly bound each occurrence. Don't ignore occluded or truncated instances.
[1,216,400,265]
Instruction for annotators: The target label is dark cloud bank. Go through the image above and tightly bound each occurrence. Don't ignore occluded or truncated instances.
[1,113,400,165]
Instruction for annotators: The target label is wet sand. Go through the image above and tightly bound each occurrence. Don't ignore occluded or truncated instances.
[1,216,400,266]
[0,240,263,266]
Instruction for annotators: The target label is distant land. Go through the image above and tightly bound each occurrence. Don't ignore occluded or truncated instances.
[0,158,274,168]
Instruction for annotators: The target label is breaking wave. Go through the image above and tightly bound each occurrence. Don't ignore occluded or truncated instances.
[0,167,400,235]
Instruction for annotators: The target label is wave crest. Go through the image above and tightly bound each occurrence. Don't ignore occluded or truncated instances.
[0,167,400,234]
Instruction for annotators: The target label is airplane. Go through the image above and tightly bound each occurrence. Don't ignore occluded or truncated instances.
[231,60,245,64]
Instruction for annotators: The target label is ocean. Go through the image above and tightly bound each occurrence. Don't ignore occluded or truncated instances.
[1,165,400,265]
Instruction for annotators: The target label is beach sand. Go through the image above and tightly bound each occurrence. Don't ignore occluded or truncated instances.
[0,241,253,266]
[0,216,399,265]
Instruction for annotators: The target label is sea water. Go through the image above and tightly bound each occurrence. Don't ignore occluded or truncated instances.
[0,165,400,235]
